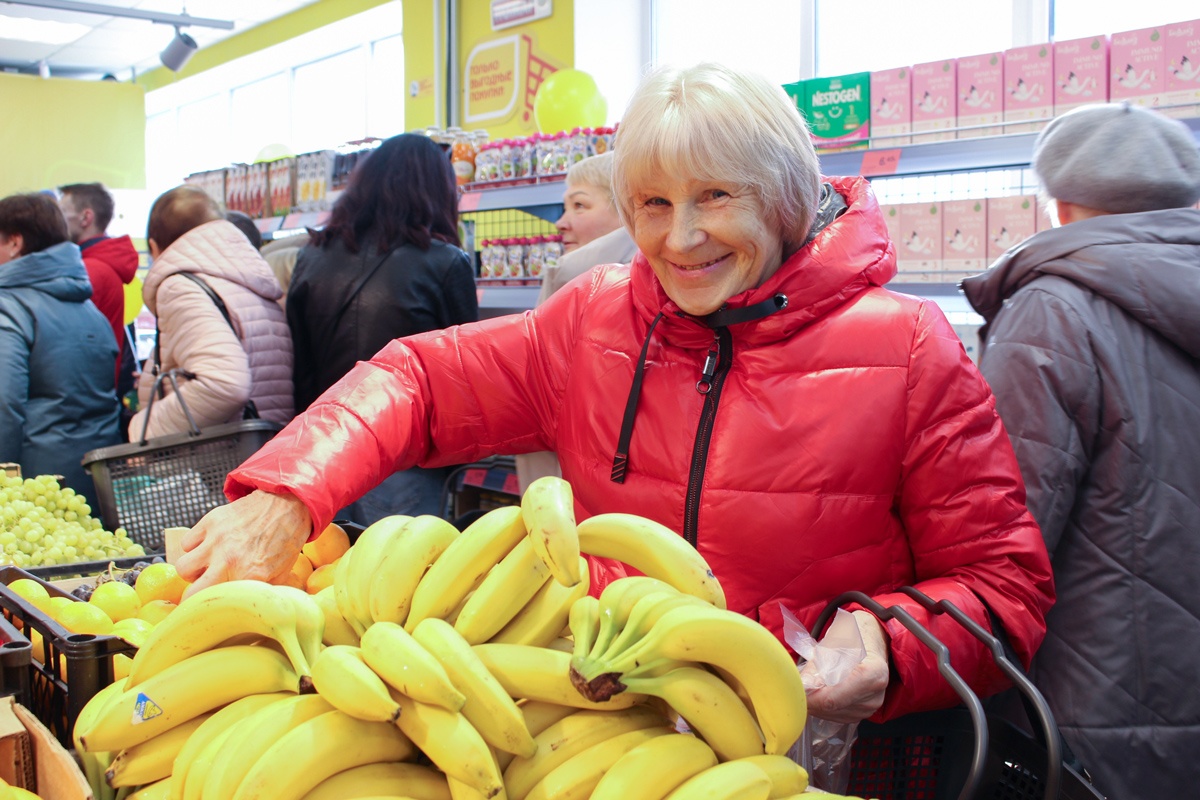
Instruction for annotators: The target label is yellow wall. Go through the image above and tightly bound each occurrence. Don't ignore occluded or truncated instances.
[0,74,146,195]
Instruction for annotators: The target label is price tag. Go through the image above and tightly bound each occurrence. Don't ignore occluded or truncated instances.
[459,191,482,212]
[860,149,902,176]
[462,468,487,488]
[501,473,521,495]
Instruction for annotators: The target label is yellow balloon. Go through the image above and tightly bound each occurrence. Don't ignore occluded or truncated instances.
[533,69,607,135]
[123,276,144,325]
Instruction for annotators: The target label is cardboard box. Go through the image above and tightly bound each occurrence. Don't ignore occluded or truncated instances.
[957,53,1005,138]
[0,697,93,799]
[912,59,957,143]
[987,195,1038,261]
[1053,36,1109,116]
[942,199,989,277]
[802,72,871,153]
[1164,19,1200,118]
[1110,25,1165,107]
[879,204,904,255]
[870,67,912,146]
[896,202,943,280]
[1004,44,1054,133]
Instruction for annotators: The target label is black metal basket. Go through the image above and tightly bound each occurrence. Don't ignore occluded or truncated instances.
[813,589,1106,800]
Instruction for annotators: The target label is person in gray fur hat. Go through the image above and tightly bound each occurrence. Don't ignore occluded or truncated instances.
[962,102,1200,800]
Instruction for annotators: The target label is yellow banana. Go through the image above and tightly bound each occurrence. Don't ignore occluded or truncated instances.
[576,514,726,608]
[590,731,719,800]
[386,687,505,798]
[334,544,369,637]
[128,778,172,800]
[406,505,527,631]
[180,724,238,800]
[738,756,809,798]
[578,604,806,756]
[412,617,536,757]
[546,637,574,653]
[521,476,583,588]
[491,557,590,648]
[314,585,360,646]
[591,577,684,660]
[472,643,645,710]
[663,761,773,800]
[168,692,293,800]
[347,515,413,624]
[310,645,400,723]
[200,693,335,800]
[271,584,328,668]
[568,595,601,664]
[231,710,415,800]
[502,706,672,800]
[79,645,302,753]
[524,726,673,800]
[496,700,578,772]
[454,537,552,644]
[369,515,461,626]
[75,677,129,800]
[300,762,451,800]
[125,580,313,686]
[360,621,466,711]
[597,591,707,665]
[105,711,212,788]
[619,667,765,761]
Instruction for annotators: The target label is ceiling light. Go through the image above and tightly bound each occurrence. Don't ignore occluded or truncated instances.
[0,15,91,45]
[160,26,198,72]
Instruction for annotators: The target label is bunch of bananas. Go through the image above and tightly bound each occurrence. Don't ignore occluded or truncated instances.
[71,477,848,800]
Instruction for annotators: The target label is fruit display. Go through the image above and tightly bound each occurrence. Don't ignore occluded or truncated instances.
[71,476,836,800]
[0,475,146,568]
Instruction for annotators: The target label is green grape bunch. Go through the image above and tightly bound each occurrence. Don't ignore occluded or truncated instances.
[0,475,146,568]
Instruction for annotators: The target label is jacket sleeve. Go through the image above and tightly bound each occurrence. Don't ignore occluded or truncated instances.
[285,255,318,413]
[131,278,251,438]
[977,286,1097,557]
[439,250,481,327]
[869,301,1055,720]
[0,306,31,463]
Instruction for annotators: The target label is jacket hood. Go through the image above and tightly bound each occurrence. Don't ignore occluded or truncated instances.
[0,241,93,301]
[144,219,283,311]
[83,235,139,283]
[629,175,897,347]
[962,208,1200,357]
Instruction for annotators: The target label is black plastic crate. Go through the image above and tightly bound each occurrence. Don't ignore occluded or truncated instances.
[26,557,149,582]
[0,612,33,712]
[0,566,136,747]
[81,420,282,551]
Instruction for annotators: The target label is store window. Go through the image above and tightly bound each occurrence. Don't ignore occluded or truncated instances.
[816,0,1015,76]
[368,35,406,139]
[654,0,806,84]
[175,93,231,182]
[230,72,291,164]
[1053,0,1198,39]
[292,48,369,155]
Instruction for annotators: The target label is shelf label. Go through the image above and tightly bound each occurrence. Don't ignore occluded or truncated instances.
[501,473,521,495]
[459,191,482,212]
[462,468,488,488]
[860,149,901,176]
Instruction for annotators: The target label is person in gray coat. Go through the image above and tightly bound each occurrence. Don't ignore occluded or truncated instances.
[962,102,1200,800]
[0,193,121,508]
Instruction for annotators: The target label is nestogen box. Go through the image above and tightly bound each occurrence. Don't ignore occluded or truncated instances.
[801,72,871,153]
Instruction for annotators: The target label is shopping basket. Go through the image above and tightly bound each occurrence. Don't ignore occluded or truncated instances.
[812,589,1106,800]
[81,370,282,552]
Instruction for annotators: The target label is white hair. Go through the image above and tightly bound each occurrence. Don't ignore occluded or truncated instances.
[565,151,616,208]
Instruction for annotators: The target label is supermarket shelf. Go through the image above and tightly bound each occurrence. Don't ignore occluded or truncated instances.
[819,132,1040,178]
[477,283,541,319]
[253,217,283,234]
[460,178,566,222]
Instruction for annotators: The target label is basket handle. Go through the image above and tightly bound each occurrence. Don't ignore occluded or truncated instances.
[139,368,202,445]
[814,591,989,800]
[897,587,1064,800]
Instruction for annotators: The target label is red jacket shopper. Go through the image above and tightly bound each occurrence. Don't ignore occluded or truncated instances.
[80,234,138,384]
[228,175,1054,720]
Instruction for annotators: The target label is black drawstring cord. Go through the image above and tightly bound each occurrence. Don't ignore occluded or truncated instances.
[699,294,789,328]
[610,311,665,483]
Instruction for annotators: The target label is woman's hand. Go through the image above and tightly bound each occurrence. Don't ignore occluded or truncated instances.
[175,490,312,599]
[803,610,891,724]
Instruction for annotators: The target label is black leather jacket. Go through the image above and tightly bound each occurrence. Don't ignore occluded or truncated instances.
[287,236,479,412]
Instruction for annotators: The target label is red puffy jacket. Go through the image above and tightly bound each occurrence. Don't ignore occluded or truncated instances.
[80,235,139,387]
[229,177,1053,720]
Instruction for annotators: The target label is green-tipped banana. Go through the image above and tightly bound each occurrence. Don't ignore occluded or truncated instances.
[590,731,719,800]
[598,591,706,663]
[576,514,726,608]
[360,621,466,711]
[472,643,647,710]
[521,476,583,588]
[370,515,460,626]
[568,595,601,664]
[454,537,552,644]
[271,584,327,668]
[491,557,590,647]
[591,577,684,660]
[664,761,773,800]
[310,645,400,723]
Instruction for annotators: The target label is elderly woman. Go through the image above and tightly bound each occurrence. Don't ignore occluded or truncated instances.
[179,63,1053,725]
[554,150,626,255]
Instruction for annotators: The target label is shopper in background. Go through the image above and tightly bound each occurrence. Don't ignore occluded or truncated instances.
[180,63,1054,728]
[0,192,121,507]
[517,151,637,492]
[57,183,139,398]
[260,231,310,309]
[962,102,1200,800]
[130,185,293,439]
[285,132,478,523]
[225,209,263,250]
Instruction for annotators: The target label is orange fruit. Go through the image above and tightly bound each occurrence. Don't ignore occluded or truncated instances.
[47,596,74,621]
[90,582,141,622]
[306,563,336,595]
[137,599,177,625]
[135,563,188,605]
[57,602,114,635]
[301,523,351,568]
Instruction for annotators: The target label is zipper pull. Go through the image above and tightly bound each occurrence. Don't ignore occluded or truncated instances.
[696,336,719,394]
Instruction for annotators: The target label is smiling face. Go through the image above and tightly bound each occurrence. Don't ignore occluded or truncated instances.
[556,183,622,252]
[629,177,784,316]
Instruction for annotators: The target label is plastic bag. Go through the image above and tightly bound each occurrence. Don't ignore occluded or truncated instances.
[782,604,866,795]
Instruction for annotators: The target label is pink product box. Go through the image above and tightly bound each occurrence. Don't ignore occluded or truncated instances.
[957,53,1004,138]
[1110,26,1165,107]
[870,67,912,146]
[942,199,989,276]
[879,204,904,254]
[1053,36,1109,116]
[1004,44,1054,133]
[1164,19,1200,118]
[911,60,957,143]
[896,203,943,280]
[986,196,1038,262]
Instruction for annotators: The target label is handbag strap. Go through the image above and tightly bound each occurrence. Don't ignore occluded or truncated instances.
[327,244,397,336]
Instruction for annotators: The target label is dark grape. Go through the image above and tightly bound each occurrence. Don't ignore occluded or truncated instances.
[134,561,150,570]
[71,585,94,601]
[122,568,143,586]
[151,556,166,565]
